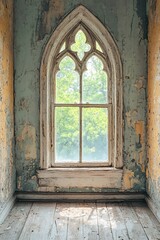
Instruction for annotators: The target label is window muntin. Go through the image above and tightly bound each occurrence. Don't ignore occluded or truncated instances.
[52,26,111,166]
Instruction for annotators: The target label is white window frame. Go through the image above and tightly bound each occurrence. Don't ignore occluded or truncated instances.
[40,5,123,170]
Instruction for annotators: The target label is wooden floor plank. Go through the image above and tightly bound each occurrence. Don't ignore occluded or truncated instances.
[0,202,32,240]
[132,201,160,240]
[96,203,113,240]
[119,202,148,240]
[48,202,69,240]
[82,202,99,240]
[67,203,84,240]
[1,201,160,240]
[18,202,56,240]
[107,203,130,240]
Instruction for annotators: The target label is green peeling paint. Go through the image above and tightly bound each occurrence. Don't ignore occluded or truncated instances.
[14,0,147,192]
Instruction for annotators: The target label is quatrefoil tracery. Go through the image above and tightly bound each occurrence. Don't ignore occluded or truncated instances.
[70,30,91,61]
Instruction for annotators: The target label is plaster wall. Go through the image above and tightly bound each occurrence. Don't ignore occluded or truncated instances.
[14,0,147,192]
[0,0,15,206]
[147,0,160,208]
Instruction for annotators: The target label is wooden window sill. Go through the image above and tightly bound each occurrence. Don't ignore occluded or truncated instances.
[37,168,123,192]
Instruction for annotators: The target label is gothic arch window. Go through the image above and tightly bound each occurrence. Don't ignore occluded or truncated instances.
[40,6,123,170]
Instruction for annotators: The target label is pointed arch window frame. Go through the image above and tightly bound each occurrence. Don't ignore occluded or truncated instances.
[40,5,123,170]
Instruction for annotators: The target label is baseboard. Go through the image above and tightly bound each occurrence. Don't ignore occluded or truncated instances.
[0,195,16,224]
[16,191,146,202]
[0,192,146,224]
[145,196,160,222]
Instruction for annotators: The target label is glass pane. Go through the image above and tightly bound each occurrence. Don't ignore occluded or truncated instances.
[96,41,103,52]
[71,30,91,60]
[82,56,108,104]
[56,56,80,103]
[55,107,79,163]
[82,108,108,162]
[59,42,66,53]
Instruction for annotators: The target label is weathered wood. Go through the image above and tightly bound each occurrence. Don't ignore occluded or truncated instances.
[37,168,123,190]
[16,191,146,201]
[0,195,16,224]
[119,202,148,240]
[107,203,129,240]
[82,202,99,240]
[96,203,113,240]
[0,202,32,240]
[132,201,160,240]
[67,203,83,240]
[1,201,159,240]
[48,203,69,240]
[145,196,160,223]
[19,202,56,240]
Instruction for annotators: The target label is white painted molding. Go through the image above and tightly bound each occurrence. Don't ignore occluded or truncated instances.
[145,196,160,222]
[0,195,16,224]
[16,192,145,202]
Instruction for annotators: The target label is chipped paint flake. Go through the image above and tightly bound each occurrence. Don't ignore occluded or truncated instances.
[134,76,145,90]
[17,125,37,160]
[126,110,137,127]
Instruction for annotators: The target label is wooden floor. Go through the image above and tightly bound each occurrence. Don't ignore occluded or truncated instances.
[0,201,160,240]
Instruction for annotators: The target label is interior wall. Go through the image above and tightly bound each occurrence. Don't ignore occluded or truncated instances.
[14,0,147,192]
[0,0,15,207]
[147,0,160,208]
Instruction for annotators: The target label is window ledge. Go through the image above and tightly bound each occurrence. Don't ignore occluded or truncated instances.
[37,168,123,192]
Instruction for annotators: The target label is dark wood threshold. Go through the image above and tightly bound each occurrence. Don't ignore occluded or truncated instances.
[16,191,146,202]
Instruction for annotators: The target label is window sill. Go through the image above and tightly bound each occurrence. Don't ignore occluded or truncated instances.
[37,168,123,192]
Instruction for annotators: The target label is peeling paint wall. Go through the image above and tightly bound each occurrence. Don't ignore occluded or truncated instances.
[0,0,16,205]
[14,0,147,192]
[147,0,160,207]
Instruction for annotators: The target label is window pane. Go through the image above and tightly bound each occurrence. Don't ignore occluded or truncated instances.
[56,56,80,103]
[82,55,108,103]
[55,107,79,163]
[82,108,108,162]
[59,42,66,53]
[71,30,91,60]
[96,41,103,53]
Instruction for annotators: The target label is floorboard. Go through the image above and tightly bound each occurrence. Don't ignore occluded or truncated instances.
[132,202,160,240]
[67,203,83,240]
[19,202,56,240]
[50,202,69,240]
[0,202,32,240]
[96,203,113,240]
[107,203,129,240]
[82,202,99,240]
[0,201,160,240]
[119,202,148,240]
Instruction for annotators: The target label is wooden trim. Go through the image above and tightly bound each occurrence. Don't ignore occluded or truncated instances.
[16,192,146,202]
[145,195,160,222]
[51,163,111,167]
[37,168,123,191]
[54,103,111,107]
[0,195,16,224]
